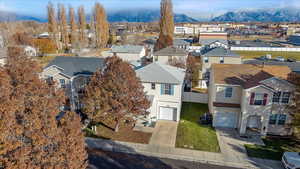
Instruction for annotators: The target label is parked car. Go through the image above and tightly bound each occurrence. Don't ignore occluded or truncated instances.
[282,152,300,169]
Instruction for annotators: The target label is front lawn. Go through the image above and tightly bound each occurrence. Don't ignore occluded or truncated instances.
[245,137,300,161]
[176,102,220,152]
[85,119,152,144]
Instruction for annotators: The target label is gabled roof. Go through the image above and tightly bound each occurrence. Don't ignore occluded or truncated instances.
[199,39,228,46]
[212,64,292,89]
[202,47,240,57]
[153,47,188,56]
[111,45,144,54]
[45,56,105,77]
[136,62,185,84]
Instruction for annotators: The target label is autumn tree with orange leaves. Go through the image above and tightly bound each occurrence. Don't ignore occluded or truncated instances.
[0,51,87,169]
[82,55,150,132]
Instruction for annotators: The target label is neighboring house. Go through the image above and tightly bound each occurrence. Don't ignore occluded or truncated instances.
[244,59,300,74]
[136,62,185,122]
[199,47,242,89]
[199,39,228,49]
[209,64,295,136]
[173,39,190,50]
[111,45,146,62]
[41,56,105,111]
[153,47,188,65]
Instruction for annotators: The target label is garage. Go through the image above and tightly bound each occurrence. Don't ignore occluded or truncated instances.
[214,112,237,128]
[159,107,177,121]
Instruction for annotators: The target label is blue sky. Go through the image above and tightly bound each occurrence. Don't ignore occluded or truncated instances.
[1,0,299,19]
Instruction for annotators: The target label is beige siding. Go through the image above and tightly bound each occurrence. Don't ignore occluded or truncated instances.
[201,56,242,74]
[154,55,188,65]
[214,85,242,104]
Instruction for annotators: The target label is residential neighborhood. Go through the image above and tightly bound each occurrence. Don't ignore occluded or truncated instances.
[1,0,300,169]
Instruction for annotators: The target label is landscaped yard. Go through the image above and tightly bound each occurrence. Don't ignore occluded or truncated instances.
[245,137,300,161]
[236,51,300,60]
[84,119,152,144]
[176,102,220,152]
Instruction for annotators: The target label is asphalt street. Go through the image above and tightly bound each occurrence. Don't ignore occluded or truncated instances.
[88,149,242,169]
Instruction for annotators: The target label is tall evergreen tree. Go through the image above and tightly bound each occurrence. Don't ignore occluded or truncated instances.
[154,0,174,51]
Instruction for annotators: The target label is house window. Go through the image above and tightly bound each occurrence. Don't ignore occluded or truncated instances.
[220,57,224,64]
[204,56,208,63]
[60,79,66,88]
[269,114,287,125]
[225,87,233,98]
[269,114,278,125]
[272,92,281,103]
[254,93,264,105]
[278,114,287,125]
[161,84,174,95]
[250,93,268,106]
[281,92,291,104]
[151,83,156,90]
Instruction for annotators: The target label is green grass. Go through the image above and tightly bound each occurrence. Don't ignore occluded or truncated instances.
[245,137,300,161]
[176,102,220,152]
[236,51,300,60]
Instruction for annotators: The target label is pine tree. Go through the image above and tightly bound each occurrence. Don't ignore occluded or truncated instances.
[0,51,87,168]
[154,0,174,51]
[82,56,150,132]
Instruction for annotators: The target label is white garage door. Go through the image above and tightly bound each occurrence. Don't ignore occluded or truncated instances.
[159,107,177,121]
[214,112,237,128]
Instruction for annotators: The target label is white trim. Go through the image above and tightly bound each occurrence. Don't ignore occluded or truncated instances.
[245,84,275,92]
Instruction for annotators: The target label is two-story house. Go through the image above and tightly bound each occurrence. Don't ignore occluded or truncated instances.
[111,45,146,62]
[153,47,188,65]
[199,47,242,89]
[41,56,105,112]
[209,64,295,136]
[136,62,185,122]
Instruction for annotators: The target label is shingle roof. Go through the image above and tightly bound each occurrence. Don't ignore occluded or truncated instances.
[45,56,105,77]
[243,59,300,73]
[111,45,144,54]
[232,40,274,47]
[212,64,292,89]
[202,47,240,57]
[173,39,190,46]
[153,47,188,56]
[199,39,228,46]
[136,62,185,84]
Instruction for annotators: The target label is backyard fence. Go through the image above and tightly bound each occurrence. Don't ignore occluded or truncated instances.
[231,47,300,52]
[182,92,208,104]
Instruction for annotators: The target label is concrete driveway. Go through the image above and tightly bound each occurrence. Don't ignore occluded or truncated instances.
[149,120,178,147]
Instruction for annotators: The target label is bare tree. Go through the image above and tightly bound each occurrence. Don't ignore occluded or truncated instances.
[94,3,109,48]
[154,0,174,51]
[69,6,78,49]
[78,5,87,48]
[47,2,58,45]
[58,4,69,51]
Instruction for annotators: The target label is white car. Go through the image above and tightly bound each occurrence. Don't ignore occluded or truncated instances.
[282,152,300,169]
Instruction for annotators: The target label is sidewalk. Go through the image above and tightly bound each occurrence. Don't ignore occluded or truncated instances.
[86,137,261,169]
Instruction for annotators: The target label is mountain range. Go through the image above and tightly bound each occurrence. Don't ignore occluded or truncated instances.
[0,9,198,23]
[2,8,300,23]
[212,8,300,22]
